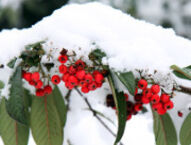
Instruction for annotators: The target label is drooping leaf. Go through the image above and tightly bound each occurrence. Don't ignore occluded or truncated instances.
[171,65,191,80]
[30,95,63,145]
[7,57,17,68]
[52,86,67,127]
[152,109,177,145]
[6,66,27,125]
[116,71,136,96]
[0,80,4,89]
[107,72,127,145]
[0,98,29,145]
[180,112,191,145]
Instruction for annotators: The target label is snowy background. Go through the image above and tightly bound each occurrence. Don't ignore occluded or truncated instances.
[0,1,191,145]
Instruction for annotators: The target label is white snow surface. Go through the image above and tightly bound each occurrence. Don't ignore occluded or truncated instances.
[0,2,191,145]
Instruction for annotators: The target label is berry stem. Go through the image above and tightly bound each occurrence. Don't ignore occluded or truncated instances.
[75,88,124,145]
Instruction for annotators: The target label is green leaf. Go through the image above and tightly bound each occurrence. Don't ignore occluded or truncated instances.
[52,86,67,127]
[152,109,177,145]
[0,98,29,145]
[116,71,136,96]
[25,41,45,50]
[6,66,27,125]
[31,95,63,145]
[108,72,127,145]
[180,112,191,145]
[171,65,191,80]
[0,80,4,89]
[7,57,17,68]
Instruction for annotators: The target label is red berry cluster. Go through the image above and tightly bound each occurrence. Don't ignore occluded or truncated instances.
[51,53,105,93]
[22,71,52,97]
[106,93,144,121]
[137,79,174,115]
[106,79,174,121]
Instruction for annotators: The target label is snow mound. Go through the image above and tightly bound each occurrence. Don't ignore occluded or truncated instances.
[0,2,191,71]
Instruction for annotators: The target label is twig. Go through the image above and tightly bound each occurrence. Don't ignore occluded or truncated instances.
[65,90,72,110]
[177,85,191,95]
[75,88,124,145]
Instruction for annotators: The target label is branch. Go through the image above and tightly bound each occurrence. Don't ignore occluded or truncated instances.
[75,88,124,145]
[177,85,191,95]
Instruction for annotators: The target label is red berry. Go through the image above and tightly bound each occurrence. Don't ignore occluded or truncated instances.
[88,82,97,91]
[59,64,67,74]
[164,101,174,110]
[134,94,142,103]
[93,70,100,76]
[142,96,150,104]
[152,102,163,111]
[134,103,143,112]
[51,75,61,85]
[36,89,45,97]
[127,114,132,120]
[160,94,170,103]
[65,82,74,90]
[178,111,183,117]
[126,101,134,111]
[75,59,86,70]
[85,73,93,83]
[62,73,70,82]
[76,70,86,80]
[157,107,167,115]
[44,85,52,94]
[23,72,32,81]
[79,80,88,87]
[138,79,148,90]
[32,72,40,82]
[94,73,104,83]
[151,85,160,94]
[29,80,36,86]
[97,83,102,88]
[81,87,89,93]
[58,55,68,63]
[143,88,152,98]
[68,76,79,86]
[134,88,138,95]
[124,93,129,101]
[151,94,160,104]
[68,65,77,74]
[35,80,43,89]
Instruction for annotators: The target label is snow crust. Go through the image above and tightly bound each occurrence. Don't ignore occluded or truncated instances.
[0,2,191,145]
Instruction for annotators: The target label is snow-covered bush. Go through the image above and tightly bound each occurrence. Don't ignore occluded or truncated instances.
[0,2,191,145]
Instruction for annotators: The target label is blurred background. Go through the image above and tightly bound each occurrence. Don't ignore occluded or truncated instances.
[0,0,191,39]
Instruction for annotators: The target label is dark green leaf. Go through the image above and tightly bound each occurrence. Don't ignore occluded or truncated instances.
[43,63,54,71]
[7,57,17,68]
[6,66,27,125]
[25,41,45,50]
[52,86,67,127]
[108,72,127,145]
[89,49,106,62]
[30,95,63,145]
[152,109,177,145]
[0,98,29,145]
[0,80,4,89]
[171,65,191,80]
[180,112,191,145]
[116,71,136,96]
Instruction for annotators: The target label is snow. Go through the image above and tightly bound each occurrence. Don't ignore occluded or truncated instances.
[0,2,191,145]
